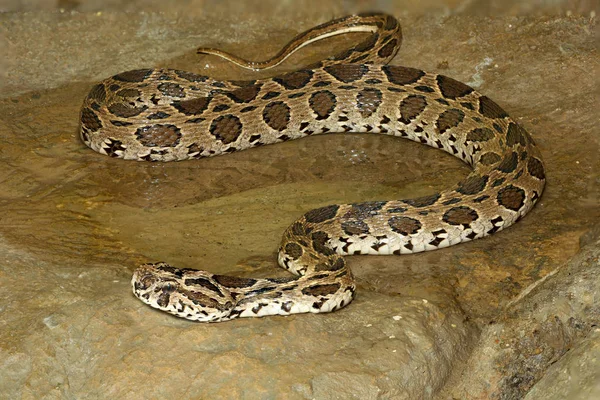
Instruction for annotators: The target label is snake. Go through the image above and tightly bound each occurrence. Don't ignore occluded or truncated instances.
[79,13,546,322]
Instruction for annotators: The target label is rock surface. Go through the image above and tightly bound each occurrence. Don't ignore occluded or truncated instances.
[442,226,600,399]
[0,1,598,399]
[525,329,600,400]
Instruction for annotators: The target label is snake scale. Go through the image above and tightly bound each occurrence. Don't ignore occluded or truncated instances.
[80,13,546,322]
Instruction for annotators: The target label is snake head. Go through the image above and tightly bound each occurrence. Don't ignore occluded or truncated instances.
[131,262,236,322]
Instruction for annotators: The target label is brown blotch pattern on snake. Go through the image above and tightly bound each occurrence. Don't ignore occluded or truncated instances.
[442,206,479,226]
[324,64,368,83]
[436,109,465,134]
[301,283,341,297]
[497,185,526,211]
[506,123,528,147]
[88,84,106,102]
[274,70,313,90]
[172,97,211,115]
[81,108,102,132]
[479,96,509,119]
[356,88,383,117]
[213,275,257,288]
[226,85,263,103]
[436,75,474,99]
[158,82,186,98]
[378,38,398,58]
[304,204,340,223]
[467,127,495,143]
[311,231,335,255]
[108,103,148,118]
[309,90,337,120]
[210,115,243,144]
[399,95,427,124]
[388,216,422,235]
[174,70,208,82]
[135,124,182,147]
[284,242,304,259]
[382,65,425,85]
[527,157,545,180]
[341,220,370,235]
[456,174,489,195]
[480,152,502,165]
[263,101,291,131]
[113,69,152,82]
[496,152,519,173]
[403,193,441,207]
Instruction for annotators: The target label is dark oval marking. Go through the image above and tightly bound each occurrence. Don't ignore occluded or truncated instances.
[479,152,502,165]
[81,108,102,132]
[209,115,243,144]
[382,65,425,85]
[356,88,383,117]
[341,220,370,235]
[414,85,435,93]
[324,64,368,83]
[158,82,185,98]
[274,70,313,90]
[263,101,291,131]
[467,127,495,142]
[497,185,526,211]
[479,96,509,119]
[346,201,386,219]
[436,75,474,99]
[496,152,519,173]
[184,277,221,294]
[388,216,422,235]
[442,206,479,226]
[213,275,258,288]
[506,122,528,147]
[284,242,303,259]
[113,69,152,82]
[108,103,148,118]
[399,95,427,125]
[88,83,106,102]
[301,283,341,297]
[403,193,441,207]
[378,38,398,58]
[174,70,208,82]
[311,231,334,256]
[156,292,171,308]
[147,111,170,119]
[172,97,211,115]
[226,84,262,103]
[353,34,379,53]
[304,205,340,224]
[135,124,182,147]
[527,157,545,180]
[436,109,465,134]
[456,174,489,195]
[309,90,337,120]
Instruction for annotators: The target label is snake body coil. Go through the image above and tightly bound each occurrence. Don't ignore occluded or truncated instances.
[80,14,545,322]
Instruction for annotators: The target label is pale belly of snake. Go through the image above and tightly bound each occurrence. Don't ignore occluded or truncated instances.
[79,13,545,322]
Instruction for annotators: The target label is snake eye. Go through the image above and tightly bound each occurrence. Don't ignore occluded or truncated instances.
[163,281,177,293]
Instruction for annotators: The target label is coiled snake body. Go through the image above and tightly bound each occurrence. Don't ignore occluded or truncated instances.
[80,14,545,322]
